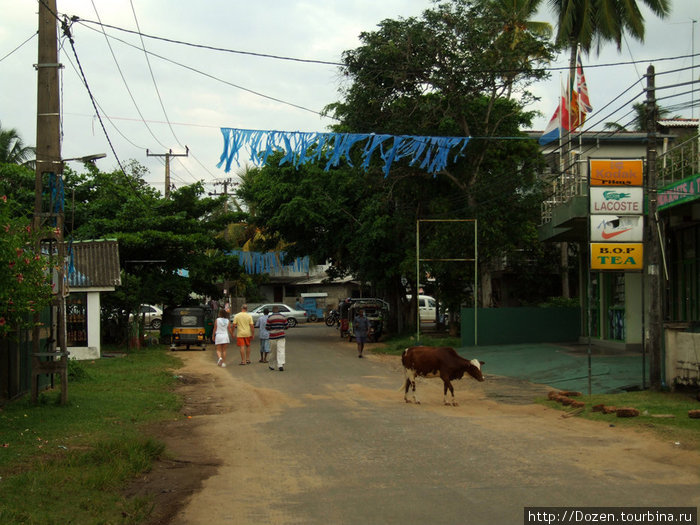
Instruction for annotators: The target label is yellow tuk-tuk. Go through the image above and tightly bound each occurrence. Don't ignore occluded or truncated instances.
[161,306,213,351]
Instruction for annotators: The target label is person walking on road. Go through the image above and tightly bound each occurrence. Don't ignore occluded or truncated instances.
[266,305,289,371]
[232,304,255,365]
[213,308,233,367]
[256,307,271,363]
[353,308,370,358]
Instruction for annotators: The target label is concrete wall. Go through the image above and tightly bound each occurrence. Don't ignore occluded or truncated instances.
[665,328,700,388]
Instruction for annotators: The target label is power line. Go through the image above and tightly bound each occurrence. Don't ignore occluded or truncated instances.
[70,14,700,75]
[71,16,345,67]
[60,15,145,200]
[128,0,182,149]
[89,0,170,151]
[0,31,38,63]
[74,21,330,119]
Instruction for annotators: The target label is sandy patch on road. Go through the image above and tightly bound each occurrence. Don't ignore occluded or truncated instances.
[130,348,700,524]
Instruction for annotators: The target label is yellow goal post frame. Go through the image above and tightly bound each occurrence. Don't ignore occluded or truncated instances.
[416,219,478,346]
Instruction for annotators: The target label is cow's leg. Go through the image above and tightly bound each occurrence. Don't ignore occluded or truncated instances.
[442,378,457,406]
[403,368,419,404]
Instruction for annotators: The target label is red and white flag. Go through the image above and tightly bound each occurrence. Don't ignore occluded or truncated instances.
[539,78,570,146]
[570,48,593,129]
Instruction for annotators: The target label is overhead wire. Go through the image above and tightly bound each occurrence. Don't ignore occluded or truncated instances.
[74,20,330,119]
[0,31,38,63]
[58,14,147,201]
[38,1,700,200]
[88,0,170,151]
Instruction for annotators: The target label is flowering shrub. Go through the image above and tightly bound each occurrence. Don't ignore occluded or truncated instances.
[0,195,53,337]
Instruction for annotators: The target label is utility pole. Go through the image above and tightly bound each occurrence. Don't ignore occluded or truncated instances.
[33,0,67,403]
[646,65,662,389]
[208,178,238,212]
[146,147,188,198]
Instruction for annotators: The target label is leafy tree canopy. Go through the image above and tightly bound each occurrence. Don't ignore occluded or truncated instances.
[62,161,249,317]
[240,0,555,330]
[0,163,52,337]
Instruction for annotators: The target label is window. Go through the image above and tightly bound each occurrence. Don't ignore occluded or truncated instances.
[181,315,198,326]
[670,223,700,322]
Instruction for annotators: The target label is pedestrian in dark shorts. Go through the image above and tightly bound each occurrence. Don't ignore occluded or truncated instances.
[353,309,370,358]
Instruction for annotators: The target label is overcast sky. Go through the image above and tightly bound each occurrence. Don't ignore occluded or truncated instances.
[1,1,698,194]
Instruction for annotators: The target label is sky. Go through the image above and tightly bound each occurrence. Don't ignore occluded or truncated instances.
[1,1,698,195]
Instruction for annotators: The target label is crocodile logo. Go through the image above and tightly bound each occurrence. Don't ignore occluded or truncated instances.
[603,191,631,200]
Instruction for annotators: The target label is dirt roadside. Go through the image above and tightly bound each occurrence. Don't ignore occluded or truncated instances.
[126,330,700,525]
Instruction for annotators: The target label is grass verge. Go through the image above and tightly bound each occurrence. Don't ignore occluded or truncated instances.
[0,345,182,525]
[541,390,700,450]
[375,331,460,355]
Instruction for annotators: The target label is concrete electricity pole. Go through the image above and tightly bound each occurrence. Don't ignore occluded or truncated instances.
[645,65,662,389]
[146,147,189,198]
[33,0,68,403]
[208,178,238,212]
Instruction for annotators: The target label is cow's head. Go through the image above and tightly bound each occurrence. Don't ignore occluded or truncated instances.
[467,359,485,382]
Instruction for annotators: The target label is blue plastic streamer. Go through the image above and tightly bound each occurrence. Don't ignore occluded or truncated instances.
[226,249,309,275]
[217,128,470,177]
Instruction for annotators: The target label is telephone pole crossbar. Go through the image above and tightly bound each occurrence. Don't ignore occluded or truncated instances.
[146,147,189,198]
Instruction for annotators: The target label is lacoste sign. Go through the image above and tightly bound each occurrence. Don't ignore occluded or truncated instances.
[590,187,643,214]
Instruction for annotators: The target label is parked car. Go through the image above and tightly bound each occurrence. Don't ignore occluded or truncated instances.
[249,303,307,328]
[408,295,447,323]
[130,304,163,329]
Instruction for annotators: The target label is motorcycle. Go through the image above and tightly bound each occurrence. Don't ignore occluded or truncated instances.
[325,309,340,327]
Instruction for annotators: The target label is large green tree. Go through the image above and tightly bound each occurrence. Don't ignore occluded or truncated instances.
[63,161,249,337]
[241,0,556,331]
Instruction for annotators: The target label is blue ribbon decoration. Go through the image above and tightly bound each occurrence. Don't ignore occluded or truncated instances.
[217,129,470,177]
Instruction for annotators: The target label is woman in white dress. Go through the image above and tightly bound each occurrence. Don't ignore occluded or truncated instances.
[213,308,233,367]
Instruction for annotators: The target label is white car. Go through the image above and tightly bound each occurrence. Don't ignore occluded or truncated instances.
[408,295,447,323]
[130,304,163,329]
[249,303,307,328]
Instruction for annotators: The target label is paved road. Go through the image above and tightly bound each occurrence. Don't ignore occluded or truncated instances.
[173,323,700,525]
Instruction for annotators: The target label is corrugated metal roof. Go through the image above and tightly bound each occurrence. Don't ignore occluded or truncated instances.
[658,119,699,128]
[67,239,121,288]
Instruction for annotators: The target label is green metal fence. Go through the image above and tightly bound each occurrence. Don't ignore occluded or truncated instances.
[461,307,581,347]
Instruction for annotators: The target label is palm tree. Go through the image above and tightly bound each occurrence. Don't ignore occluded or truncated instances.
[492,0,553,49]
[480,0,554,98]
[0,122,35,166]
[604,102,679,131]
[547,0,671,78]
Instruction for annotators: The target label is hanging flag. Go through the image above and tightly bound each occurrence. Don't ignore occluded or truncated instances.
[539,79,570,146]
[570,48,593,130]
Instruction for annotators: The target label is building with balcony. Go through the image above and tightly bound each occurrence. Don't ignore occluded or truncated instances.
[536,120,700,388]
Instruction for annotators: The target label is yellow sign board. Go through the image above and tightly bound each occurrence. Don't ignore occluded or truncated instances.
[589,159,644,186]
[590,243,644,270]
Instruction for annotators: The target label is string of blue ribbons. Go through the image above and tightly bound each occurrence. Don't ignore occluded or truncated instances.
[217,128,471,177]
[227,250,309,275]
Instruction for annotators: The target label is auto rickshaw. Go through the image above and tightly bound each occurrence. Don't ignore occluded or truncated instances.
[344,298,390,342]
[160,305,214,351]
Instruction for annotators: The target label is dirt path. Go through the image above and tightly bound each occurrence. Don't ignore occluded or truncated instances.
[132,324,700,525]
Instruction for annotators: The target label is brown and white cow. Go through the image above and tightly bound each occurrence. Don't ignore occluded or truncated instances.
[402,346,484,406]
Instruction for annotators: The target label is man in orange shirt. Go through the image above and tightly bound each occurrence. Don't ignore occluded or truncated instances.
[232,304,255,365]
